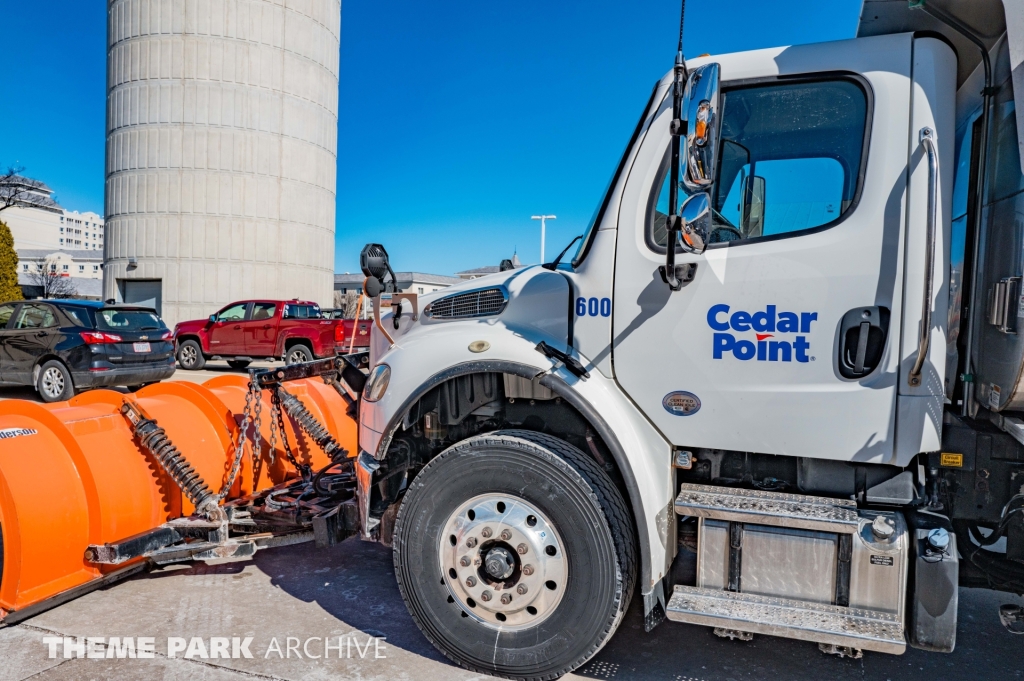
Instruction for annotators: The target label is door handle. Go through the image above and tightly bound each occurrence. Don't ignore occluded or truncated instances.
[263,324,272,329]
[838,306,890,379]
[35,331,48,337]
[233,325,241,329]
[909,127,939,387]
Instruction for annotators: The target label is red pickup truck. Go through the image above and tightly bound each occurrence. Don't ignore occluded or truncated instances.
[173,300,344,370]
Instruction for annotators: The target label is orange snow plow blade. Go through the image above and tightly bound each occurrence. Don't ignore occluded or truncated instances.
[0,362,359,624]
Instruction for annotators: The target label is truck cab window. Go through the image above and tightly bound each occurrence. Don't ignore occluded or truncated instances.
[650,77,868,248]
[252,303,276,320]
[217,304,247,322]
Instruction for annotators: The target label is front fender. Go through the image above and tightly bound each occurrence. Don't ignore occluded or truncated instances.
[359,324,674,603]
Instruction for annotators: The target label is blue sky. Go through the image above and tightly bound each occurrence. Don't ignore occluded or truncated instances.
[1,1,861,276]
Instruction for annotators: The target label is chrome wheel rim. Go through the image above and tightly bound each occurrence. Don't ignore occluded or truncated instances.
[288,349,307,364]
[41,367,65,398]
[439,493,567,630]
[180,345,196,366]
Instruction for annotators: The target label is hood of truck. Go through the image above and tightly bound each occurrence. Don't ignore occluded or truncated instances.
[369,265,571,365]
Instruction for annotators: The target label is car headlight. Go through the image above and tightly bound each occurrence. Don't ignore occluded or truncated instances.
[363,364,391,402]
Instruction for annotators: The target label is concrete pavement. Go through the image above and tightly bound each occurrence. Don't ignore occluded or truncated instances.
[3,537,1022,681]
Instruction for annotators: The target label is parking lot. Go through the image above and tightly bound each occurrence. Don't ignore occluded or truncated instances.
[0,360,279,402]
[1,534,1021,681]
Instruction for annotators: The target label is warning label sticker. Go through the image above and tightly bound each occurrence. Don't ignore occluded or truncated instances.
[870,555,894,567]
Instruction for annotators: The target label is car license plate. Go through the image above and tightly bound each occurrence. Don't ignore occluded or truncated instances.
[133,342,152,353]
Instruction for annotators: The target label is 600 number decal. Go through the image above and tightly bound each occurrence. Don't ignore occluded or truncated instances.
[576,297,611,317]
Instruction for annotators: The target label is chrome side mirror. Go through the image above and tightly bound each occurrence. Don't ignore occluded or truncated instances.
[678,192,711,254]
[681,63,721,193]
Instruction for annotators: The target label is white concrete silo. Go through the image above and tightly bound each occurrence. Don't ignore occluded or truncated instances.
[105,0,340,326]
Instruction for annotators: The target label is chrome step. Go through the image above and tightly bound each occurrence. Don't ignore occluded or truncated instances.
[675,483,860,533]
[666,586,906,654]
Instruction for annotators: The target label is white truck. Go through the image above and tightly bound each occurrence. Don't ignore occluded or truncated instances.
[353,1,1024,677]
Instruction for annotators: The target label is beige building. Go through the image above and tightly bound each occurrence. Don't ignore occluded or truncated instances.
[0,177,105,252]
[17,249,105,300]
[105,0,341,325]
[61,211,105,251]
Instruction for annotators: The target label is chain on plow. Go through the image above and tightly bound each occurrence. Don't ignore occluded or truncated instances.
[120,358,355,522]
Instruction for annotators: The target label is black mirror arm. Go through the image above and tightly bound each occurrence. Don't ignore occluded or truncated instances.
[659,217,685,291]
[661,50,688,292]
[543,235,583,271]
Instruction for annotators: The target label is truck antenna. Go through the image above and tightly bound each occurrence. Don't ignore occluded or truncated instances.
[660,0,689,289]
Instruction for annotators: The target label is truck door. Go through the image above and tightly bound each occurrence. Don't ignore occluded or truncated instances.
[610,35,954,464]
[244,302,279,357]
[208,303,250,355]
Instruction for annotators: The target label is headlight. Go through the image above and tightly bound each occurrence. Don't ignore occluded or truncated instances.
[363,364,391,402]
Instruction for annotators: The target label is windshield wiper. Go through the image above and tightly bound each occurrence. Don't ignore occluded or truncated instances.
[542,235,583,271]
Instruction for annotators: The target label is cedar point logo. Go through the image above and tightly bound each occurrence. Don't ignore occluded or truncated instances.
[707,304,817,363]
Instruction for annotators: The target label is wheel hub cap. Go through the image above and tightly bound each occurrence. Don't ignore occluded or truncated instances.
[439,493,567,629]
[42,368,63,396]
[484,546,516,580]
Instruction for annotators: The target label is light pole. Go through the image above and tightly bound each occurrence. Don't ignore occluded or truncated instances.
[531,215,556,264]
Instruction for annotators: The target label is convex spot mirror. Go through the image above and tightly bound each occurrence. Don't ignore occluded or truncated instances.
[680,63,721,193]
[679,192,711,254]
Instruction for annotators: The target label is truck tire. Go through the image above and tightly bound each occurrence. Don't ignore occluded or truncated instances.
[227,360,251,370]
[36,360,75,403]
[285,344,313,365]
[176,339,206,370]
[393,430,636,680]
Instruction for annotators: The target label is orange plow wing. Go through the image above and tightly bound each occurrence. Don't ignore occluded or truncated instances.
[0,372,357,623]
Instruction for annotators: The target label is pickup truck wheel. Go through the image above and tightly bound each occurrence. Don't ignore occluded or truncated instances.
[285,344,313,365]
[227,360,251,370]
[36,360,75,403]
[176,339,206,370]
[393,430,636,680]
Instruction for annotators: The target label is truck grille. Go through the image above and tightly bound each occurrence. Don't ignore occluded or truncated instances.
[425,287,508,319]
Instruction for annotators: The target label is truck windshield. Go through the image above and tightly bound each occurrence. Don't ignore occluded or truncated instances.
[97,309,165,332]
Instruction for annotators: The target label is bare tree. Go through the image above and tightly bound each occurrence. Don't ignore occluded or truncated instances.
[0,167,59,214]
[26,268,78,299]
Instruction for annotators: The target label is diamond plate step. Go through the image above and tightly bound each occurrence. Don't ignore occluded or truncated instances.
[666,586,906,654]
[675,482,860,533]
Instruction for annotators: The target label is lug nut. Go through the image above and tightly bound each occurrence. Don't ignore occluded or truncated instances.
[460,556,471,567]
[466,576,476,587]
[481,590,492,602]
[466,537,478,548]
[481,527,493,538]
[500,593,512,605]
[523,565,534,576]
[517,543,528,555]
[517,584,528,595]
[500,529,512,541]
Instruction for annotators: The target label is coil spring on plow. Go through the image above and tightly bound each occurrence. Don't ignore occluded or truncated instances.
[85,355,363,566]
[125,408,218,514]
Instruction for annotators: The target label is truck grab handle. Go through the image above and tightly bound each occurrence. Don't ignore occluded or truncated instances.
[909,127,938,387]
